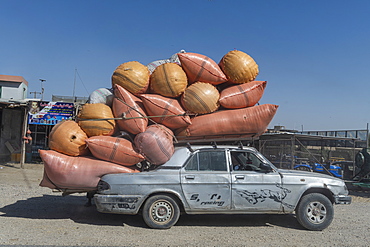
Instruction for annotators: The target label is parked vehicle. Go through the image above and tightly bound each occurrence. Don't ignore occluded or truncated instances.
[353,148,370,181]
[330,161,355,180]
[94,144,351,230]
[294,161,343,178]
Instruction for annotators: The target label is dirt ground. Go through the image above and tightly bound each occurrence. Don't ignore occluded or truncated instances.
[1,162,370,247]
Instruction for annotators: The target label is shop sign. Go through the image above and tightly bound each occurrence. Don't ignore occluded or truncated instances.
[28,101,75,125]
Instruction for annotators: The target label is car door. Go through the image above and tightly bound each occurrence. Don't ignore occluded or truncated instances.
[230,150,284,212]
[180,149,232,211]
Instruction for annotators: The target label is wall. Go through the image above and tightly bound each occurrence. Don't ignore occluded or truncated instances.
[0,81,28,100]
[0,108,23,162]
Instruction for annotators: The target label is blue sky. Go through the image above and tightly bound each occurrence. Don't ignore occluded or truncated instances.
[1,0,370,131]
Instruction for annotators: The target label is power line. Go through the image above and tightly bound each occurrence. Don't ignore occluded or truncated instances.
[73,68,91,97]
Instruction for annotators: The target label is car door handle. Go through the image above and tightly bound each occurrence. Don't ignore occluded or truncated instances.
[235,175,245,179]
[185,175,195,179]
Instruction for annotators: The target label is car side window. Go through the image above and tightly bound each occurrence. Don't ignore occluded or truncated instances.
[185,151,227,171]
[185,153,199,171]
[231,151,262,171]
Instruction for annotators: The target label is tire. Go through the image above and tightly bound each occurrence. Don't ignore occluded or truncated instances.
[296,193,334,231]
[142,195,180,229]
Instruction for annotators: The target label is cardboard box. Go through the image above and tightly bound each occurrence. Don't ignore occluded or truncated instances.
[11,153,21,162]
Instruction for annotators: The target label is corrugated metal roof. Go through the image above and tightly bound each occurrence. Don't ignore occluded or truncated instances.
[0,75,28,86]
[260,132,360,141]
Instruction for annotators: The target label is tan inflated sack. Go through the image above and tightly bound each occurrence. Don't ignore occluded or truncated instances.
[77,103,116,137]
[134,125,174,165]
[140,93,191,129]
[150,63,188,97]
[178,52,227,85]
[39,150,139,191]
[219,81,267,109]
[112,61,150,95]
[112,84,148,134]
[176,104,278,138]
[219,50,259,84]
[48,120,89,156]
[86,136,144,166]
[181,82,220,114]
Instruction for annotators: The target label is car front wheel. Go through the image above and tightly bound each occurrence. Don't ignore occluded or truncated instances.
[142,195,180,229]
[296,193,334,231]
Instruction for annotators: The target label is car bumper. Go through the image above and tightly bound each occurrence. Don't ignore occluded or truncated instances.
[334,195,352,204]
[94,194,143,214]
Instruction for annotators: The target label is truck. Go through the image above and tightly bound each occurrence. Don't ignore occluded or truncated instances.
[94,143,351,231]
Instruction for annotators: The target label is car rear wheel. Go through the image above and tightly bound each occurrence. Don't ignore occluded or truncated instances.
[296,193,333,231]
[142,195,180,229]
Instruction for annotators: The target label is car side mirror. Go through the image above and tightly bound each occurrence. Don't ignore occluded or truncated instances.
[260,163,273,173]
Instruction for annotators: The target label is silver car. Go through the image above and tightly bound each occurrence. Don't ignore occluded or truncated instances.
[94,145,351,230]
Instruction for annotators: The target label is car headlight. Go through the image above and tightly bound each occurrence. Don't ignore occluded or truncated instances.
[343,184,349,195]
[97,180,110,191]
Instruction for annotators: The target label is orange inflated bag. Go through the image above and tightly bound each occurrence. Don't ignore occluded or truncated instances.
[112,61,150,95]
[140,93,191,129]
[219,50,259,84]
[77,103,116,137]
[177,52,227,85]
[181,82,220,114]
[39,150,139,191]
[219,81,267,109]
[176,104,278,138]
[86,136,144,167]
[150,63,188,97]
[48,120,89,156]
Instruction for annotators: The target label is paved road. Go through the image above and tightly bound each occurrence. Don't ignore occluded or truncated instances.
[1,163,370,247]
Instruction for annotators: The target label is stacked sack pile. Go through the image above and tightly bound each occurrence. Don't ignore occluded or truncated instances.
[39,49,278,192]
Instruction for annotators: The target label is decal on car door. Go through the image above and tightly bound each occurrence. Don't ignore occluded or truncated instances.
[190,193,225,207]
[235,183,294,208]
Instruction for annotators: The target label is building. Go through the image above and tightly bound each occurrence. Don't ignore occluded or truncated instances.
[0,74,89,164]
[257,126,369,179]
[0,75,28,100]
[0,75,30,163]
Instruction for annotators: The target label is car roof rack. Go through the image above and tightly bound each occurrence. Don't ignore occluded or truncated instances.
[212,141,217,149]
[186,142,194,152]
[238,141,244,149]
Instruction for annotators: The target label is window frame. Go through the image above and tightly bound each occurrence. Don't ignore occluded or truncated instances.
[183,149,229,172]
[230,150,265,172]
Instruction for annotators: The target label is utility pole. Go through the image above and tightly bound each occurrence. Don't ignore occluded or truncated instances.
[367,123,369,148]
[29,91,41,98]
[40,79,46,100]
[73,68,77,99]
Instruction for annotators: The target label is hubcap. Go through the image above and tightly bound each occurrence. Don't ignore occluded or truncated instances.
[306,201,327,224]
[150,200,173,224]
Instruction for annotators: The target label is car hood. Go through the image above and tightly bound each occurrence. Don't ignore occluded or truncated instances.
[277,169,342,181]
